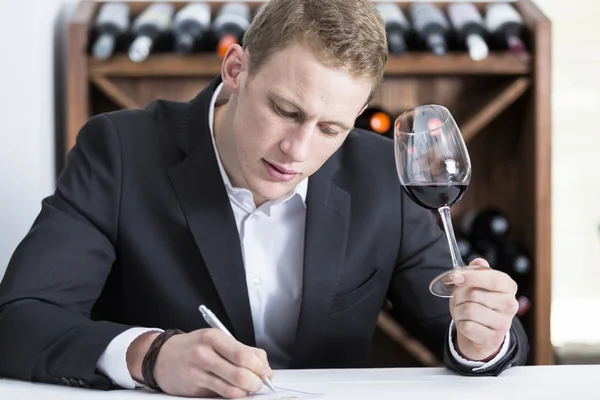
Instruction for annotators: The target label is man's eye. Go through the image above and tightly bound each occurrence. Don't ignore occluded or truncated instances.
[319,125,339,137]
[274,104,298,119]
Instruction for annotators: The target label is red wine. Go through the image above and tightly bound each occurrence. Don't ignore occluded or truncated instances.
[403,183,468,210]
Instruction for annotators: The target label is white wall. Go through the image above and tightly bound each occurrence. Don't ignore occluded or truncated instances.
[0,0,75,274]
[0,0,599,348]
[533,0,600,347]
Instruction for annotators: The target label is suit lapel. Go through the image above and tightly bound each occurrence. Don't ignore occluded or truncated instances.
[289,156,351,368]
[167,76,255,347]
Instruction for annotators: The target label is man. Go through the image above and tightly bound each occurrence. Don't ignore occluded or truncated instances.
[0,0,527,398]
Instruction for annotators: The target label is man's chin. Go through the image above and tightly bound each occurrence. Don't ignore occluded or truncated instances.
[251,181,295,202]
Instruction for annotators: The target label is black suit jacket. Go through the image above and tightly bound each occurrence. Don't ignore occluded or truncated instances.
[0,76,527,390]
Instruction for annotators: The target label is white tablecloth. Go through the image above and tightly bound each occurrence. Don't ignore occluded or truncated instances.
[1,365,599,400]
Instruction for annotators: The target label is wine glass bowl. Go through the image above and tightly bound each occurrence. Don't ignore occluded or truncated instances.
[394,105,472,297]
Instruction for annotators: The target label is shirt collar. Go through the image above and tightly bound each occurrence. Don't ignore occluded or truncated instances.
[207,82,308,206]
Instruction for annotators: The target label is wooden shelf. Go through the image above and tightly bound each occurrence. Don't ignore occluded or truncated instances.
[377,311,443,367]
[88,51,531,78]
[461,77,532,142]
[384,52,531,75]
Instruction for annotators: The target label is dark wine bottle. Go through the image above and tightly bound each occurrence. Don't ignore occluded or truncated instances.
[469,207,510,244]
[92,2,130,60]
[172,3,212,54]
[470,238,499,267]
[497,242,532,279]
[460,209,477,236]
[376,3,411,55]
[410,3,450,56]
[455,231,472,260]
[212,2,251,59]
[447,3,489,61]
[355,107,393,138]
[464,251,483,265]
[128,3,175,63]
[484,3,526,53]
[516,295,531,317]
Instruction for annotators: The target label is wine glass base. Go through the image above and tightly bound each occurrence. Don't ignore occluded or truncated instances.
[429,265,490,298]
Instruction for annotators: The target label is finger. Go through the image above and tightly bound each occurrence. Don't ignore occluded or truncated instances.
[452,301,510,333]
[251,347,274,380]
[201,347,264,394]
[195,370,249,399]
[455,320,504,347]
[468,257,490,269]
[452,287,519,316]
[200,329,268,377]
[454,269,518,294]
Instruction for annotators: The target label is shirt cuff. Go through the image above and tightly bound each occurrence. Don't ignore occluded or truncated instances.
[96,327,164,389]
[448,319,511,372]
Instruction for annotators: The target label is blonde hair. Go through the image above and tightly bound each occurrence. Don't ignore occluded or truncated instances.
[243,0,388,101]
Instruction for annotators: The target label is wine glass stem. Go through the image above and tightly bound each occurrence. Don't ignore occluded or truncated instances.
[438,206,465,269]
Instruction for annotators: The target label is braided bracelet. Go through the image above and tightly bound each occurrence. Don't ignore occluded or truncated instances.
[141,329,184,392]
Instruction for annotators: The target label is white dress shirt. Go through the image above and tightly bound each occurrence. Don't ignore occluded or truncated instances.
[96,83,509,389]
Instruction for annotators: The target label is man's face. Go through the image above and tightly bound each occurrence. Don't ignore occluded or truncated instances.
[222,42,372,204]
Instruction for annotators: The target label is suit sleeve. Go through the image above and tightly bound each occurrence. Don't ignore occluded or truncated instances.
[387,190,528,375]
[0,115,135,389]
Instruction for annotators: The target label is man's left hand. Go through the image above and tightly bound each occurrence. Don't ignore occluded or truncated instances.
[449,258,520,362]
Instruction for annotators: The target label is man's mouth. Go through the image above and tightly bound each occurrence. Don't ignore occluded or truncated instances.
[263,160,299,182]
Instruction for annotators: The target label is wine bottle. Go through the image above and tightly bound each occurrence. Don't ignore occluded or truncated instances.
[460,209,477,236]
[516,294,531,317]
[375,3,411,55]
[212,2,251,59]
[410,3,450,56]
[91,2,130,60]
[172,3,212,54]
[470,238,499,267]
[464,251,483,265]
[469,207,510,244]
[355,107,393,138]
[484,3,526,53]
[455,231,472,260]
[128,3,175,63]
[497,242,532,278]
[447,3,489,61]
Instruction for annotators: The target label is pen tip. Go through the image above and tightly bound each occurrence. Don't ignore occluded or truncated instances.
[264,378,276,393]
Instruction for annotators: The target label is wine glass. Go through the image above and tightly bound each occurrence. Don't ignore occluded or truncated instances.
[394,104,475,298]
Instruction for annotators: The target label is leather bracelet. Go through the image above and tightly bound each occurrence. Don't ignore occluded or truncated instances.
[141,329,184,392]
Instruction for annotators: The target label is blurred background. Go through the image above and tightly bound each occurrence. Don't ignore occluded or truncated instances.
[0,0,598,367]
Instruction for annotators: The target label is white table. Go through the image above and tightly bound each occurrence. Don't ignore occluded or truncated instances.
[1,365,599,400]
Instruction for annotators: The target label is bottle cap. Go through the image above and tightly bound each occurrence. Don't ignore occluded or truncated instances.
[217,34,238,59]
[370,112,391,134]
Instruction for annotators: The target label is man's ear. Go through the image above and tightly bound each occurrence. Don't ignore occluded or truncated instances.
[220,44,248,95]
[357,103,369,117]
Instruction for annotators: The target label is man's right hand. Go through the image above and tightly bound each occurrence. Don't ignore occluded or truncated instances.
[127,329,274,398]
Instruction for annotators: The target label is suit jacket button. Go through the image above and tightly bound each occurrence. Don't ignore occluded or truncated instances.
[61,377,71,386]
[78,379,90,388]
[69,378,79,387]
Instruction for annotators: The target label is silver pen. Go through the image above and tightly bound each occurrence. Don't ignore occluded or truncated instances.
[199,305,277,393]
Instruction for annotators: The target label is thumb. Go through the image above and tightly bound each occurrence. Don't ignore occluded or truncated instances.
[468,257,490,269]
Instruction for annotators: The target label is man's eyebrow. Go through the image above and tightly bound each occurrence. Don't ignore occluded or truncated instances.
[268,91,354,131]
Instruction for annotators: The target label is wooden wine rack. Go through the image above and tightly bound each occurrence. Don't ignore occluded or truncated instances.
[66,0,552,366]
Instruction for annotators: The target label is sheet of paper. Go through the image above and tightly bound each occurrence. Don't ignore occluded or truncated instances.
[241,385,324,400]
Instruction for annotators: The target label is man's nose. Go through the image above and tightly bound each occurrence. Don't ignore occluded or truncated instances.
[280,124,313,162]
